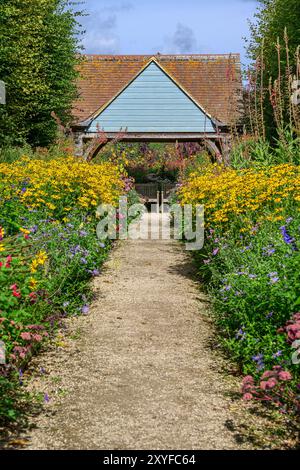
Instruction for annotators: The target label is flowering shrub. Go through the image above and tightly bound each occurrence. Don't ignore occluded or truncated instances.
[0,156,125,235]
[241,367,299,416]
[179,163,300,227]
[0,156,128,424]
[179,162,300,418]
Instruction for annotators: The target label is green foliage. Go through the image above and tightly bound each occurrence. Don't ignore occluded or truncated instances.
[202,219,300,374]
[0,0,82,147]
[230,134,300,169]
[246,0,300,139]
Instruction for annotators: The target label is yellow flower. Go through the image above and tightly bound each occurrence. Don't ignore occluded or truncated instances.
[29,278,38,291]
[31,251,48,273]
[20,228,30,235]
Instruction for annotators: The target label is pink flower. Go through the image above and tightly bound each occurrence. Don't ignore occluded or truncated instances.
[278,371,292,381]
[20,332,31,341]
[260,378,277,390]
[243,393,253,400]
[261,370,274,380]
[32,334,43,342]
[242,375,254,385]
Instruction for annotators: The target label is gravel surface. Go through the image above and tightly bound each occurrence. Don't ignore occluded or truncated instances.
[19,214,256,450]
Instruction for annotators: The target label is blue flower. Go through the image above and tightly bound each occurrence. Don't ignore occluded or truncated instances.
[280,225,297,250]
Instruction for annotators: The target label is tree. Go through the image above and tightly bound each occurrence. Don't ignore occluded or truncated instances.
[246,0,300,140]
[0,0,82,147]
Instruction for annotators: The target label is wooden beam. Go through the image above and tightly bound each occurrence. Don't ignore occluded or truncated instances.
[82,132,228,142]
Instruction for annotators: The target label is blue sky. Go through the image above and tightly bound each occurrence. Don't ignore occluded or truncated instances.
[78,0,258,66]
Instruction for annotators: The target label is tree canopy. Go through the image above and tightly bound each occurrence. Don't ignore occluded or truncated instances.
[0,0,82,146]
[246,0,300,139]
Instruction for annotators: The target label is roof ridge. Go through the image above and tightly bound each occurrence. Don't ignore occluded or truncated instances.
[83,53,240,60]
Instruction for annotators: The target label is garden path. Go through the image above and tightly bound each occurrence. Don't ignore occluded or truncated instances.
[22,214,251,450]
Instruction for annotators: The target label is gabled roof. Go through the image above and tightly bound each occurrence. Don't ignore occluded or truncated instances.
[86,58,215,127]
[73,54,243,127]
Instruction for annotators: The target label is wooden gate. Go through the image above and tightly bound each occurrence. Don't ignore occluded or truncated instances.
[134,183,177,213]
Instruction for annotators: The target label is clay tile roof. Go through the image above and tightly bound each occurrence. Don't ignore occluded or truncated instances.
[72,54,243,126]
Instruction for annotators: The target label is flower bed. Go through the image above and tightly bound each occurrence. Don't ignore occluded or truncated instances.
[179,162,300,416]
[0,156,129,424]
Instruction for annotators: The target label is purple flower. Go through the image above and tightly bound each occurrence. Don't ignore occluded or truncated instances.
[212,248,219,256]
[79,230,88,237]
[203,259,211,265]
[248,274,257,279]
[70,245,81,257]
[44,393,50,403]
[286,217,293,225]
[19,369,23,385]
[252,353,264,371]
[99,242,106,248]
[236,328,246,340]
[80,257,88,265]
[266,312,273,319]
[81,305,89,315]
[262,246,276,256]
[272,350,282,358]
[268,272,280,284]
[224,285,232,291]
[30,225,38,234]
[252,354,264,362]
[269,276,279,285]
[280,226,297,250]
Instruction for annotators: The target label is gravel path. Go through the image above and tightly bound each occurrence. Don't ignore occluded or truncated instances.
[20,214,253,450]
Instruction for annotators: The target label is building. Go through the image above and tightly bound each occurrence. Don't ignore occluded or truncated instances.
[72,54,243,160]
